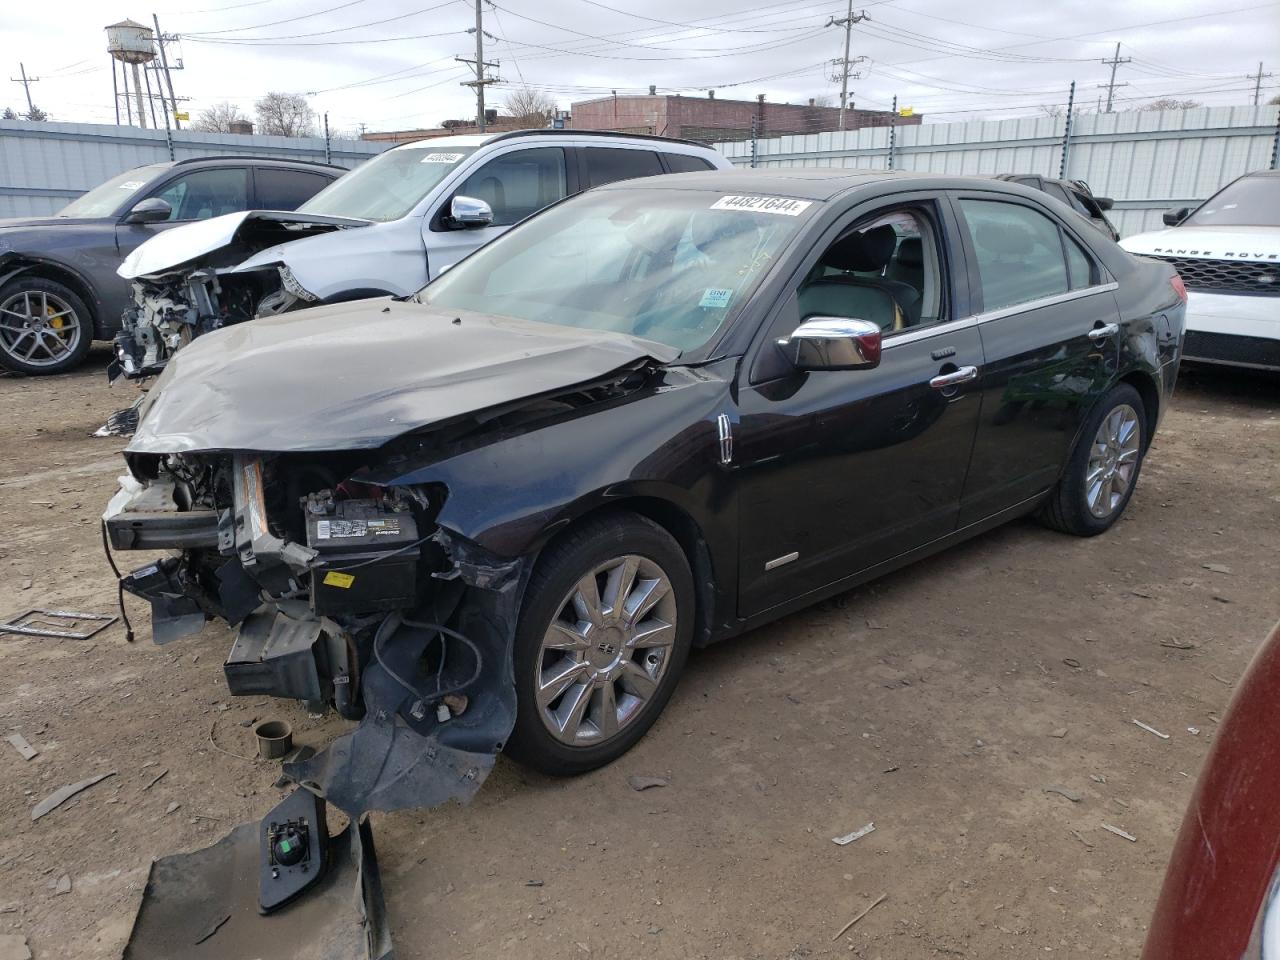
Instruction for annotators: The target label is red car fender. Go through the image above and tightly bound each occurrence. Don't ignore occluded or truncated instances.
[1143,620,1280,959]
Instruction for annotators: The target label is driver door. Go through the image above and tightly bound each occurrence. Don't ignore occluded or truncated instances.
[735,195,984,617]
[425,147,570,279]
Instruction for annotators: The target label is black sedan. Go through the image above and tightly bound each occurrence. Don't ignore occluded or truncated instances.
[103,169,1185,816]
[0,156,341,375]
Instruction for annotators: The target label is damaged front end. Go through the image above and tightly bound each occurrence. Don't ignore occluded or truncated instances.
[104,450,523,817]
[109,264,314,382]
[110,211,363,383]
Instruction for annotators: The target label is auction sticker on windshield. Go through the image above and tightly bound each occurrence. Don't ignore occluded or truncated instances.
[710,195,813,216]
[420,153,465,163]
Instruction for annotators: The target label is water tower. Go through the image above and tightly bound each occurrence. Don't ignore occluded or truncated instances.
[106,19,156,128]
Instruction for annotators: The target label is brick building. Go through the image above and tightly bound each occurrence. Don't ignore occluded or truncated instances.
[566,91,920,141]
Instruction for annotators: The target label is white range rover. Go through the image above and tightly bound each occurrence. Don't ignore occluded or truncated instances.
[1121,169,1279,372]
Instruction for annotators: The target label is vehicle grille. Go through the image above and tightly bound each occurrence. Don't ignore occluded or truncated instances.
[1147,255,1280,295]
[1183,331,1280,370]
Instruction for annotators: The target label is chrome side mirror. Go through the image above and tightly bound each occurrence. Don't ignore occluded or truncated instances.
[777,317,882,371]
[1162,206,1190,227]
[123,197,173,224]
[449,195,494,228]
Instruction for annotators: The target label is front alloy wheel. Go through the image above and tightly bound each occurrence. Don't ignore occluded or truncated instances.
[536,554,678,747]
[0,278,93,375]
[506,513,694,776]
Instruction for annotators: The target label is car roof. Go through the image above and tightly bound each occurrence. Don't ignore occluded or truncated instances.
[163,155,345,171]
[386,128,717,153]
[592,167,964,200]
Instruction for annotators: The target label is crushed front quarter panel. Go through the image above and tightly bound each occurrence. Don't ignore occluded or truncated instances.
[126,302,678,455]
[117,210,370,280]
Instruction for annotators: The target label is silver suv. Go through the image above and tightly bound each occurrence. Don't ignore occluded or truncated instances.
[112,130,731,381]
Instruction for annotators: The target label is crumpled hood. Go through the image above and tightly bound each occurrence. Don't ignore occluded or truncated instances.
[1120,224,1280,259]
[117,209,370,280]
[126,299,677,455]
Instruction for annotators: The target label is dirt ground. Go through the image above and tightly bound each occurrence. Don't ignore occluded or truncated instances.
[0,346,1276,960]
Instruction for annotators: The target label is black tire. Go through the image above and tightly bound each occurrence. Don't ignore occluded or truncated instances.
[505,512,695,776]
[1039,383,1146,537]
[0,276,94,375]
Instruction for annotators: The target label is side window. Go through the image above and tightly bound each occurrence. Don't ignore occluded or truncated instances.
[583,148,663,188]
[959,199,1069,312]
[454,147,566,227]
[1064,233,1095,289]
[663,152,715,173]
[255,168,333,211]
[797,206,946,334]
[150,168,249,221]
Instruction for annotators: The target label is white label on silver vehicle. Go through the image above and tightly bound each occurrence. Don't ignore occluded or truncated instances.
[119,181,145,190]
[420,152,465,163]
[710,195,812,216]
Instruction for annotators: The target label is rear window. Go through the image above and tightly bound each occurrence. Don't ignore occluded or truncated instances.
[583,147,664,188]
[255,168,334,211]
[663,153,715,173]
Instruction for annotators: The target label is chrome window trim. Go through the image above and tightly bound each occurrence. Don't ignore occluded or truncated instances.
[882,281,1120,350]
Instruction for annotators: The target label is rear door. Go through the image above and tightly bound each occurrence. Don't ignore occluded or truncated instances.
[950,192,1121,526]
[735,192,984,616]
[252,166,336,211]
[579,147,665,189]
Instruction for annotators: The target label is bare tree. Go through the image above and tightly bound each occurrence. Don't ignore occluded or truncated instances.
[809,93,834,108]
[1039,104,1064,118]
[1269,94,1280,105]
[23,104,47,122]
[192,101,250,133]
[1137,98,1202,111]
[254,92,316,137]
[2,107,18,120]
[501,86,556,127]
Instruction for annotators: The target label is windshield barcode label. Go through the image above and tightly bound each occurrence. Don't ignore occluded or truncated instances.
[710,196,812,216]
[420,153,465,163]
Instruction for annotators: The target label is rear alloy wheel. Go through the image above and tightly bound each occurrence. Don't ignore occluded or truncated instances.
[1039,383,1146,536]
[506,513,694,776]
[0,278,94,375]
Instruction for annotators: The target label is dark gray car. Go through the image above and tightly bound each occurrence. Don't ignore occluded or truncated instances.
[0,156,342,375]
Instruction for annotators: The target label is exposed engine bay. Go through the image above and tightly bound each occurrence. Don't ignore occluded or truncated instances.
[105,448,524,816]
[110,211,362,383]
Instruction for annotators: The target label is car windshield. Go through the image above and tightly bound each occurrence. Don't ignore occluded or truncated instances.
[298,144,479,221]
[1186,175,1280,227]
[418,187,815,354]
[57,163,170,218]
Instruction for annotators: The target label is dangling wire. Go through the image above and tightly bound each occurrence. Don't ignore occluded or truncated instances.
[100,520,135,643]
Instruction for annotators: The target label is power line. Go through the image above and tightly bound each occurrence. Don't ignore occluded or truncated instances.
[1249,62,1273,104]
[827,4,868,130]
[186,0,459,41]
[182,0,370,36]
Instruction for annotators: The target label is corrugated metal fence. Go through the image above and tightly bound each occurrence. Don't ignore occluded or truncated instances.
[716,105,1280,238]
[0,120,387,218]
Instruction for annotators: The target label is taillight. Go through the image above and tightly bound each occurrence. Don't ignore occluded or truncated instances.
[1170,274,1187,303]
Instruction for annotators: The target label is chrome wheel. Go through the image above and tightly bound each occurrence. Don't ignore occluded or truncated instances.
[0,289,82,369]
[1085,403,1141,518]
[535,554,678,747]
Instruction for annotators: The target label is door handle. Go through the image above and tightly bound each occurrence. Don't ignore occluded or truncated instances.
[1087,322,1120,341]
[929,365,978,390]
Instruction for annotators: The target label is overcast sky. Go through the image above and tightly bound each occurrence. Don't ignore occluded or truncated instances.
[5,0,1278,135]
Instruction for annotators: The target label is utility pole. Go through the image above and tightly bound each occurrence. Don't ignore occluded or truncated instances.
[152,14,183,129]
[1098,42,1130,113]
[9,63,39,114]
[457,0,500,132]
[1249,62,1272,106]
[827,2,868,131]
